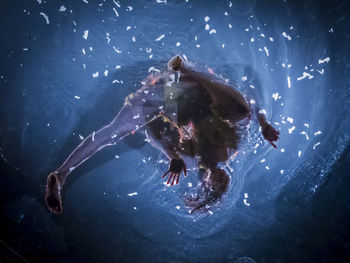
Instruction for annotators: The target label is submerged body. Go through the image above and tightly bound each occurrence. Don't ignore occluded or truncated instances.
[45,56,279,214]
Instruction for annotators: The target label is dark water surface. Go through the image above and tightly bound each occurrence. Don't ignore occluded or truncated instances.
[0,0,349,262]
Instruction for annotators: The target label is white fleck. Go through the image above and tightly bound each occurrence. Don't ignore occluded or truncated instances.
[264,46,269,56]
[92,72,99,78]
[287,117,294,123]
[132,36,136,42]
[82,48,86,55]
[37,0,42,4]
[304,123,310,128]
[155,34,165,41]
[281,148,285,152]
[260,159,266,163]
[74,95,80,100]
[79,134,84,140]
[318,57,330,64]
[115,154,120,159]
[82,0,88,3]
[126,6,133,11]
[133,114,140,119]
[297,72,314,81]
[156,0,167,3]
[258,109,266,114]
[260,33,265,38]
[133,206,137,210]
[128,192,138,196]
[300,131,309,140]
[113,8,119,17]
[148,66,160,73]
[314,131,322,136]
[282,32,292,40]
[204,16,210,22]
[265,166,270,170]
[228,23,232,28]
[242,76,248,82]
[313,142,321,150]
[287,76,291,88]
[69,167,75,172]
[224,11,228,16]
[113,46,122,53]
[317,69,324,75]
[83,30,89,40]
[40,12,50,24]
[280,170,285,174]
[113,0,120,7]
[222,44,225,48]
[250,37,254,42]
[176,42,181,46]
[269,37,274,42]
[243,199,250,206]
[272,92,279,101]
[188,182,192,187]
[126,26,131,31]
[250,99,256,104]
[176,206,180,210]
[104,70,108,77]
[298,150,301,157]
[205,24,210,30]
[115,65,121,69]
[209,29,216,34]
[288,126,296,134]
[146,48,152,53]
[92,131,95,142]
[59,5,67,12]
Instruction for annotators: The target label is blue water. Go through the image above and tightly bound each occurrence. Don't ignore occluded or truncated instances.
[0,0,349,262]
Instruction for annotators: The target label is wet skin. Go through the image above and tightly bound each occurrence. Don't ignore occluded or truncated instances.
[45,55,280,214]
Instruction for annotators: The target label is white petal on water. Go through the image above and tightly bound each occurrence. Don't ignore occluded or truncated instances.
[313,142,321,150]
[304,123,310,128]
[176,206,180,210]
[133,114,140,119]
[204,16,210,22]
[205,24,210,30]
[59,5,67,12]
[155,34,165,41]
[74,95,80,99]
[188,183,192,187]
[115,65,121,69]
[82,0,88,3]
[228,23,232,28]
[287,117,294,123]
[280,170,285,174]
[127,192,138,196]
[40,12,50,24]
[265,166,270,170]
[156,0,167,3]
[115,154,120,159]
[113,8,119,17]
[318,57,330,64]
[314,130,322,136]
[92,72,99,78]
[209,29,216,34]
[287,76,291,88]
[297,72,314,81]
[242,76,248,82]
[126,26,131,31]
[300,131,309,140]
[281,148,285,152]
[176,42,181,46]
[113,0,120,7]
[79,134,84,140]
[317,69,324,75]
[132,36,136,42]
[260,159,266,163]
[264,46,269,56]
[83,30,89,40]
[288,126,296,134]
[272,92,279,101]
[298,151,301,157]
[104,70,108,77]
[243,199,250,206]
[282,31,292,40]
[92,131,95,142]
[269,37,274,42]
[126,6,133,11]
[113,46,122,53]
[250,38,254,42]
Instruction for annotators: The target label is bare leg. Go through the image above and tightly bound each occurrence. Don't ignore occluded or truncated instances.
[45,81,164,214]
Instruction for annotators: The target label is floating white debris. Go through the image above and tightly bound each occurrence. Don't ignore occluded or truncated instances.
[126,6,133,11]
[282,32,292,40]
[287,76,291,88]
[318,57,330,64]
[298,151,301,157]
[133,206,137,210]
[82,48,86,55]
[264,46,269,56]
[69,167,75,172]
[115,154,120,159]
[208,210,214,215]
[83,30,89,40]
[82,0,88,3]
[228,23,232,28]
[132,36,136,42]
[156,0,167,3]
[272,92,280,101]
[287,117,294,124]
[280,170,284,174]
[133,114,140,119]
[288,126,296,134]
[204,16,210,22]
[115,65,121,69]
[242,76,248,82]
[92,72,99,78]
[281,148,285,153]
[209,29,216,34]
[59,5,67,12]
[314,131,322,136]
[313,142,321,150]
[79,134,84,140]
[113,8,119,17]
[188,182,192,187]
[297,72,314,81]
[243,199,250,206]
[176,206,180,210]
[92,131,95,142]
[317,69,324,75]
[300,131,309,140]
[205,24,210,30]
[113,0,120,7]
[40,12,50,24]
[176,42,181,46]
[260,159,266,163]
[113,46,122,53]
[74,95,80,99]
[126,26,131,31]
[250,99,256,104]
[224,11,228,16]
[250,38,254,42]
[155,34,165,41]
[269,37,274,42]
[128,192,138,196]
[304,123,310,128]
[259,109,266,114]
[265,166,270,170]
[104,70,108,77]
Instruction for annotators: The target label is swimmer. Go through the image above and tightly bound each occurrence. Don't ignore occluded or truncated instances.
[45,55,279,214]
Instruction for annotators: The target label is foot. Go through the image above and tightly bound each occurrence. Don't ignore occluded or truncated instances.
[162,158,187,185]
[167,55,183,71]
[45,172,63,214]
[262,123,280,148]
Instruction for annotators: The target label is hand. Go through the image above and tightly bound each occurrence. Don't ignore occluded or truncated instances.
[262,123,280,148]
[162,158,187,185]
